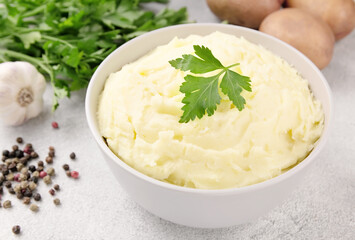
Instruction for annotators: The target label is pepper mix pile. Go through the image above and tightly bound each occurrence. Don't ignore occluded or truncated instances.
[0,137,78,235]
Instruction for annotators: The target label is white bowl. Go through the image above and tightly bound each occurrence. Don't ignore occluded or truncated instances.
[85,23,332,228]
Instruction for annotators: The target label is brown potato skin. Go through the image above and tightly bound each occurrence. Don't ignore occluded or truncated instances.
[259,9,335,69]
[285,0,355,40]
[206,0,285,29]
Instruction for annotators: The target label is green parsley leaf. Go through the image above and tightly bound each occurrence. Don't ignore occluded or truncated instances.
[170,45,252,123]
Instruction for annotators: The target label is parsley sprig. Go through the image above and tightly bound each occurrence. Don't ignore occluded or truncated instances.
[169,45,252,123]
[0,0,188,110]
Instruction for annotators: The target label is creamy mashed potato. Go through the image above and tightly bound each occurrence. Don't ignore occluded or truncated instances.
[98,32,324,189]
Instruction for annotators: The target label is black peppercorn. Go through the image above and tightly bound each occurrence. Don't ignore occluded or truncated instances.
[37,161,44,167]
[2,150,9,157]
[33,193,41,201]
[15,150,24,158]
[54,184,60,191]
[4,181,11,188]
[16,137,23,144]
[28,165,36,172]
[8,163,17,172]
[8,187,15,194]
[12,145,19,151]
[12,225,21,235]
[9,151,16,158]
[16,191,23,199]
[31,176,39,184]
[24,189,32,198]
[70,152,76,159]
[63,164,70,171]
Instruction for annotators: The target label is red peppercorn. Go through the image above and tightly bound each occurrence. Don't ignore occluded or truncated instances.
[70,171,79,179]
[51,121,59,129]
[14,173,20,182]
[23,146,31,154]
[39,171,47,178]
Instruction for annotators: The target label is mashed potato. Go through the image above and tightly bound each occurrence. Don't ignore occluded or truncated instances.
[98,32,324,189]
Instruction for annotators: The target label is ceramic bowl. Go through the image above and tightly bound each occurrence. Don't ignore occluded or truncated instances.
[85,23,332,228]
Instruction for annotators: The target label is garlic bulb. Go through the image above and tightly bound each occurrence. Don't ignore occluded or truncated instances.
[0,61,46,126]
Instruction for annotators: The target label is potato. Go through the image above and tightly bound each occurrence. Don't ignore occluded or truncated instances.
[259,9,335,69]
[285,0,355,40]
[206,0,285,29]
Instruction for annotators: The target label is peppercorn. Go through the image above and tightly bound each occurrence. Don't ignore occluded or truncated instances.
[29,182,37,191]
[45,156,53,164]
[65,170,71,177]
[16,163,24,172]
[31,176,38,184]
[37,166,44,172]
[8,163,17,172]
[2,150,9,157]
[15,150,24,158]
[26,172,31,180]
[43,175,52,184]
[8,151,16,158]
[70,152,76,160]
[37,161,44,167]
[25,143,32,149]
[6,173,14,181]
[16,137,23,144]
[28,165,36,172]
[47,167,55,176]
[16,191,23,200]
[21,167,28,174]
[53,184,60,191]
[2,168,9,176]
[48,151,55,157]
[31,171,39,178]
[8,188,15,194]
[19,174,27,181]
[30,152,38,159]
[12,225,21,235]
[39,171,47,178]
[63,164,69,171]
[13,184,21,193]
[49,189,55,196]
[53,198,61,205]
[24,189,32,198]
[70,171,79,179]
[23,197,31,205]
[4,181,11,188]
[29,203,39,212]
[33,193,41,201]
[12,145,19,151]
[19,157,28,165]
[20,181,29,189]
[51,121,59,129]
[3,200,11,208]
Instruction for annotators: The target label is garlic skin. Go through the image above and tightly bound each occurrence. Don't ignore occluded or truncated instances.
[0,61,46,126]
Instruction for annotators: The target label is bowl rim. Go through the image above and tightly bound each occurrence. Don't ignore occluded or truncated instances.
[85,23,333,196]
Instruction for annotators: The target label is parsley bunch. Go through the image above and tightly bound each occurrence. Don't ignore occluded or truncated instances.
[169,45,252,123]
[0,0,188,109]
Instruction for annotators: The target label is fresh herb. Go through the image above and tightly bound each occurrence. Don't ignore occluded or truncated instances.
[0,0,188,110]
[169,45,252,123]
